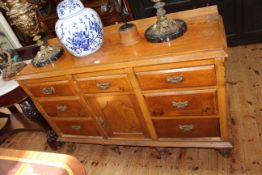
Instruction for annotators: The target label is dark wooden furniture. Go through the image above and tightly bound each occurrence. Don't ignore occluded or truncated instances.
[0,148,87,175]
[16,6,232,156]
[0,86,62,148]
[0,87,42,142]
[129,0,262,46]
[40,0,133,37]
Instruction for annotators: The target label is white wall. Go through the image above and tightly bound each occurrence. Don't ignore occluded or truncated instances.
[0,12,22,48]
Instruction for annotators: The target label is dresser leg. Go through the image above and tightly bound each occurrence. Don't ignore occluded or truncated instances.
[19,98,44,124]
[217,148,232,158]
[109,145,121,155]
[19,98,62,149]
[46,129,62,149]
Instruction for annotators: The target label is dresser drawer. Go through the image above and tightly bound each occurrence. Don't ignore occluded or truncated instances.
[136,65,216,90]
[153,118,220,138]
[26,81,74,97]
[54,119,100,136]
[144,89,218,117]
[38,98,89,118]
[74,74,133,93]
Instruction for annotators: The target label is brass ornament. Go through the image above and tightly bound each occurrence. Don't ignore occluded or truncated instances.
[5,0,63,67]
[145,0,187,43]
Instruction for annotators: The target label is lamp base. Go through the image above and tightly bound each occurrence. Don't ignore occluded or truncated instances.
[32,45,64,67]
[145,19,187,43]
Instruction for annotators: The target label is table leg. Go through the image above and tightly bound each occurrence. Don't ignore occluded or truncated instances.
[19,98,62,149]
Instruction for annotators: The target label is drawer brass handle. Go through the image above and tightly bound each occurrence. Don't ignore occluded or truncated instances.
[166,75,184,84]
[42,87,55,95]
[56,105,68,112]
[172,101,189,109]
[96,82,111,90]
[71,125,81,131]
[178,124,194,132]
[99,115,106,128]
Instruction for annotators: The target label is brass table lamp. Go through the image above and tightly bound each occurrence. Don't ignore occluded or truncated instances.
[5,0,63,67]
[145,0,187,43]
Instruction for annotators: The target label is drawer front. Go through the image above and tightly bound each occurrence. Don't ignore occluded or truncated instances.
[54,119,100,136]
[136,65,216,90]
[75,74,133,93]
[27,81,74,97]
[153,118,220,138]
[39,99,89,118]
[144,90,217,117]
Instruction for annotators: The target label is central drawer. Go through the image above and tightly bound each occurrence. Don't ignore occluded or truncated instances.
[144,89,218,117]
[74,73,133,93]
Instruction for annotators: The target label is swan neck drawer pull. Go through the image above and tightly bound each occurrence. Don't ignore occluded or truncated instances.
[172,101,189,109]
[71,125,81,131]
[96,82,111,90]
[166,75,184,84]
[99,115,106,128]
[56,105,67,112]
[178,124,194,132]
[42,87,55,95]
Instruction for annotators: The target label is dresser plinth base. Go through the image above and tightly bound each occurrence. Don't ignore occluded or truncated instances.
[58,136,232,149]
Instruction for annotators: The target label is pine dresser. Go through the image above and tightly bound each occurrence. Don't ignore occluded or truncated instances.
[16,6,232,156]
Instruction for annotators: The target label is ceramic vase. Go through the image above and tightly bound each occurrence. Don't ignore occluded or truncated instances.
[55,0,103,57]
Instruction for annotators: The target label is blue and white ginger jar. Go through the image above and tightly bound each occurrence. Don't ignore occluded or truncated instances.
[55,0,103,57]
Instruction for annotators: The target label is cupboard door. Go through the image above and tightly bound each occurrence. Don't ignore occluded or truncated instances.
[86,94,148,138]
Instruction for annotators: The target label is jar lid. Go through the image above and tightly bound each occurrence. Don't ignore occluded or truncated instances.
[57,0,84,19]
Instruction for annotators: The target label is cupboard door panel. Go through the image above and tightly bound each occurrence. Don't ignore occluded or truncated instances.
[86,94,148,138]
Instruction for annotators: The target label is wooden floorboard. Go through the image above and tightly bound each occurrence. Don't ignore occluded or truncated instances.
[1,44,262,174]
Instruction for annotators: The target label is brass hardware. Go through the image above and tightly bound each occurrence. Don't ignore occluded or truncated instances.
[42,87,55,95]
[166,75,184,84]
[144,0,187,43]
[71,125,81,131]
[56,105,67,112]
[99,115,106,128]
[178,124,194,132]
[172,101,189,109]
[96,81,111,90]
[4,0,63,68]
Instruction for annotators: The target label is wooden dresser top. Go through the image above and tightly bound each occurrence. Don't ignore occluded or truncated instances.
[17,6,227,80]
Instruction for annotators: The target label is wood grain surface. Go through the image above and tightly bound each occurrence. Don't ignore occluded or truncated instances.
[16,6,227,80]
[15,6,230,148]
[1,43,262,174]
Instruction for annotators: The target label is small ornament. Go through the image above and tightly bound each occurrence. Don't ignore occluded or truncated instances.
[55,0,103,57]
[5,0,64,68]
[0,49,26,81]
[114,0,140,46]
[145,0,187,43]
